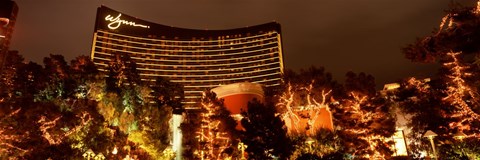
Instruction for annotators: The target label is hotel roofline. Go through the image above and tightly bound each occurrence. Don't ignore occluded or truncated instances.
[94,6,281,39]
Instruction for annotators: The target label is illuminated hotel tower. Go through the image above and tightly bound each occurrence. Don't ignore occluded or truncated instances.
[90,6,284,108]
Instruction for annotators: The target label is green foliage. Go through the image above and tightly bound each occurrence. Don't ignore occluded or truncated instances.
[135,105,172,153]
[121,89,136,113]
[289,129,343,159]
[0,53,181,159]
[96,102,116,125]
[128,131,164,159]
[438,137,480,159]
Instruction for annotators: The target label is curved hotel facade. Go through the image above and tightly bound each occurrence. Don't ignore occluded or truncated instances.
[90,6,284,108]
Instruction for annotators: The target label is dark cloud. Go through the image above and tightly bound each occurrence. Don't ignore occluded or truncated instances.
[10,0,478,87]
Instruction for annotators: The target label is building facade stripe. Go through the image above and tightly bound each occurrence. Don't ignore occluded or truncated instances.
[91,6,284,108]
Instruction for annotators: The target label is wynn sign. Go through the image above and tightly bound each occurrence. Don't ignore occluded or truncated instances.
[104,13,149,30]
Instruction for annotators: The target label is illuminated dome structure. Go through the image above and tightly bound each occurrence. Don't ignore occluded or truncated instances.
[90,6,284,108]
[211,82,264,129]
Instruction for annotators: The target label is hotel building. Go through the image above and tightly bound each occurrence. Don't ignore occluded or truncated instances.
[90,6,285,108]
[0,0,18,71]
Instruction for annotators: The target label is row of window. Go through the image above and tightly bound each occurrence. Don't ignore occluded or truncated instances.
[95,45,279,59]
[93,26,282,107]
[93,56,280,72]
[99,30,279,44]
[96,65,280,85]
[96,36,279,54]
[97,34,279,49]
[94,50,278,64]
[135,63,280,74]
[93,51,280,67]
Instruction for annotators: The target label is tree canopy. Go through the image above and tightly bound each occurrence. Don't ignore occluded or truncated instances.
[0,53,183,159]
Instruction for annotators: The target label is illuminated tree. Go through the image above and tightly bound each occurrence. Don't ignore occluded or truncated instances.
[128,105,171,159]
[70,55,98,80]
[276,68,346,159]
[0,55,102,158]
[150,76,184,113]
[35,54,74,101]
[101,53,144,133]
[241,99,293,159]
[333,72,396,159]
[441,52,480,133]
[277,68,395,158]
[106,53,141,93]
[393,78,441,157]
[122,77,184,159]
[105,53,125,93]
[13,61,45,99]
[70,55,100,99]
[334,92,396,159]
[196,90,237,159]
[0,51,23,101]
[277,67,342,135]
[0,108,29,158]
[403,2,480,63]
[180,109,202,159]
[396,75,480,159]
[54,99,113,159]
[0,53,184,159]
[0,97,111,159]
[277,82,334,135]
[180,93,232,159]
[400,2,480,158]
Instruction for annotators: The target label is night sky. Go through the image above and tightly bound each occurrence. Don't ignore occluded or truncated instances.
[10,0,478,87]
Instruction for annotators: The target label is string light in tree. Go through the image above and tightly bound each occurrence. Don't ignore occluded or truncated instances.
[38,115,62,145]
[442,52,480,134]
[475,0,480,14]
[343,92,387,159]
[0,108,30,155]
[276,81,332,135]
[406,77,430,94]
[196,91,230,159]
[437,14,453,35]
[277,84,301,133]
[38,112,92,145]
